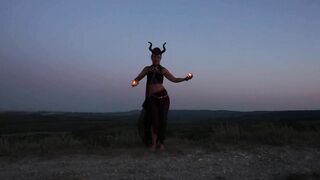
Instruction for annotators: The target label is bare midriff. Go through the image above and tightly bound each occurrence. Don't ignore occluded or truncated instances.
[147,83,165,97]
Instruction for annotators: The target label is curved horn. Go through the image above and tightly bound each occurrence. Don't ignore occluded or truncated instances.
[148,42,153,52]
[161,42,166,54]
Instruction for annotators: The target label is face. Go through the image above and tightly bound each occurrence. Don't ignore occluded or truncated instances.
[151,54,162,65]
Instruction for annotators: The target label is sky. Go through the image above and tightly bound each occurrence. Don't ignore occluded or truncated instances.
[0,0,320,112]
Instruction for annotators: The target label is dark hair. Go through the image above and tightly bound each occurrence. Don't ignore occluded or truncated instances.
[148,42,166,55]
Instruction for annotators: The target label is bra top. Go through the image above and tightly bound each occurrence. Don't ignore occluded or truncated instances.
[146,65,164,85]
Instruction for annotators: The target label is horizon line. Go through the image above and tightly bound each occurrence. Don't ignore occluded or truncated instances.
[1,108,320,114]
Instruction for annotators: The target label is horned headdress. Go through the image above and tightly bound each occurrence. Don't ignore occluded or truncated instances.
[148,42,166,55]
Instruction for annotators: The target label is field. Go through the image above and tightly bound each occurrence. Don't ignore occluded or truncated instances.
[1,110,320,179]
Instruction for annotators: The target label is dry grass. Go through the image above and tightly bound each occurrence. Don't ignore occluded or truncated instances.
[1,120,320,156]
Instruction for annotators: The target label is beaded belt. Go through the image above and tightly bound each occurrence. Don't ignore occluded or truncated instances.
[151,94,168,99]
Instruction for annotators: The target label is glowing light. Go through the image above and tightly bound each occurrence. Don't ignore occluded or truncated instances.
[132,80,138,86]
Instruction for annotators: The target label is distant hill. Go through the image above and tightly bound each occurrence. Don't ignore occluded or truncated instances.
[169,110,320,123]
[1,109,320,134]
[1,109,320,123]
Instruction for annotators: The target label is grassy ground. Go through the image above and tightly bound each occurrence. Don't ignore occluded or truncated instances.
[1,111,320,179]
[1,119,320,156]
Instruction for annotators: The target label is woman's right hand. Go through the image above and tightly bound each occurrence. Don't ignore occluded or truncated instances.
[131,80,139,87]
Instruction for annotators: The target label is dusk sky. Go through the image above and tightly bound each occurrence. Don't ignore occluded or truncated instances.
[1,0,319,112]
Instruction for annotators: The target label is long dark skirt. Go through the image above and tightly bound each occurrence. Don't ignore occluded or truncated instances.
[137,89,170,146]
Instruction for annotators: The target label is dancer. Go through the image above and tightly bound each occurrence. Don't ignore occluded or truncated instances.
[131,42,193,151]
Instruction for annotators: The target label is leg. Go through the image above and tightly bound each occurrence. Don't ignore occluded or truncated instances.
[148,98,160,151]
[138,108,151,146]
[157,97,170,147]
[150,125,157,151]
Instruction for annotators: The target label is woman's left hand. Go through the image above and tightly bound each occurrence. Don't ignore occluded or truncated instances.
[185,73,193,81]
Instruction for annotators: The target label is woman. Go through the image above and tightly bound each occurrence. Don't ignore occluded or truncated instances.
[131,42,193,151]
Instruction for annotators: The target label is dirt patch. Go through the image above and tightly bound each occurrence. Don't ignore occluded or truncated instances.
[1,141,319,180]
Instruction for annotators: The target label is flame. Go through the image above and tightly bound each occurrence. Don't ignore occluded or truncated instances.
[132,80,137,85]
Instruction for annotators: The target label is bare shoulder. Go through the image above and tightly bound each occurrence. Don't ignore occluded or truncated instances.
[161,66,169,74]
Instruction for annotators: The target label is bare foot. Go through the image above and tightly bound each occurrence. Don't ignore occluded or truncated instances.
[159,144,165,151]
[149,144,156,152]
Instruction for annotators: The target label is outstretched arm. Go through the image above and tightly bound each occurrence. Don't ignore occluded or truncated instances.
[131,66,149,87]
[163,68,190,83]
[134,66,148,81]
